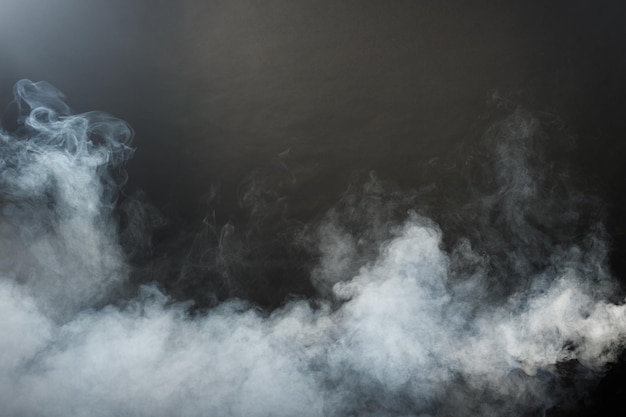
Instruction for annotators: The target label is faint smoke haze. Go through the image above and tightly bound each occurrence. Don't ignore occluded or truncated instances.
[1,1,626,416]
[1,80,625,417]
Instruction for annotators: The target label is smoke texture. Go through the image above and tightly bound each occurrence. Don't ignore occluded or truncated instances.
[1,80,626,417]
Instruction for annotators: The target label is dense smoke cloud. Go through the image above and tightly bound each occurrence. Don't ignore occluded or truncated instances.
[1,81,625,417]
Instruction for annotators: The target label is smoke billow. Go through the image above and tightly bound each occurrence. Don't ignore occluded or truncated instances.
[0,80,133,319]
[1,81,625,417]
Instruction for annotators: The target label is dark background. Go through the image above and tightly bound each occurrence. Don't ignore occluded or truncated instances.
[1,1,626,415]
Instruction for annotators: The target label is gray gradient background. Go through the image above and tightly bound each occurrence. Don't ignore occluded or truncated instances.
[2,1,625,215]
[2,1,626,415]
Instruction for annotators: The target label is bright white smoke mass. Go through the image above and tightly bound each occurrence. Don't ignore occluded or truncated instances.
[1,80,625,417]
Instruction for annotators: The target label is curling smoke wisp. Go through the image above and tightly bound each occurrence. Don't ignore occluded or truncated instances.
[1,80,625,417]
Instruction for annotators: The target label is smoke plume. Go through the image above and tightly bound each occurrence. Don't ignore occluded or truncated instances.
[1,80,625,416]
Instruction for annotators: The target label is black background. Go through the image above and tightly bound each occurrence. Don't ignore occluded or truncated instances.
[2,1,626,415]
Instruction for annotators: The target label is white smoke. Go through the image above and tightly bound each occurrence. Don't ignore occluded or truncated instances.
[1,81,625,417]
[0,80,133,319]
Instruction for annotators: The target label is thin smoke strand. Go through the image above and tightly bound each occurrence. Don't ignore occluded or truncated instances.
[1,81,625,416]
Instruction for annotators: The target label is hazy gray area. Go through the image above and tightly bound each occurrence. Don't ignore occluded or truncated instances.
[2,1,626,416]
[2,0,624,218]
[1,79,625,417]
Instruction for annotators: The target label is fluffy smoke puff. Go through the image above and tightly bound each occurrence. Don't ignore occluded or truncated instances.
[2,221,625,417]
[1,81,625,416]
